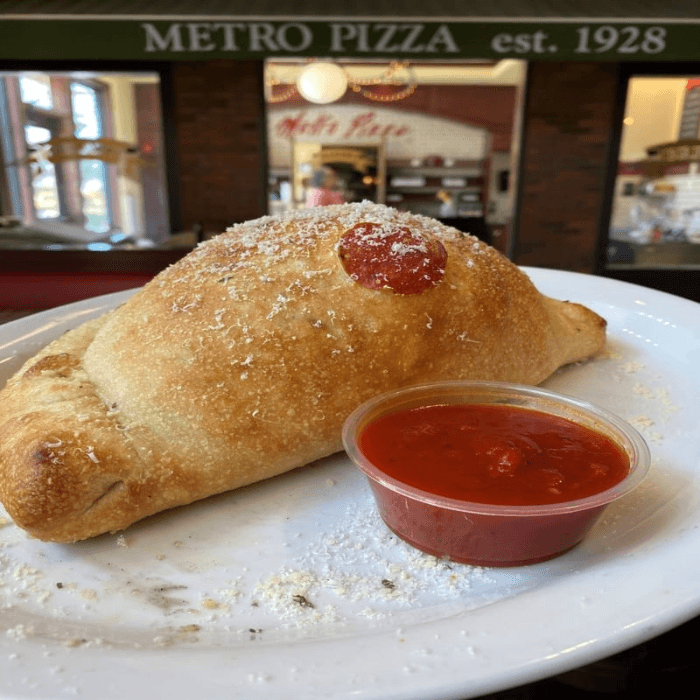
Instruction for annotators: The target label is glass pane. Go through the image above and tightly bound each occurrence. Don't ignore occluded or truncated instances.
[71,82,110,232]
[71,83,102,139]
[19,74,53,110]
[607,76,700,269]
[24,124,50,148]
[79,159,110,233]
[24,124,60,219]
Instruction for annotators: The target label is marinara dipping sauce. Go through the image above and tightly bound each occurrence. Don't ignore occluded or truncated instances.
[359,404,630,506]
[343,381,650,567]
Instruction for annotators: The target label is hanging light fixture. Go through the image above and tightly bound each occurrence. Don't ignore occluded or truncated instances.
[266,61,416,104]
[296,62,349,104]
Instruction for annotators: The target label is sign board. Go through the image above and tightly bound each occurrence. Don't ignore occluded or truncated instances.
[267,105,489,169]
[0,19,699,61]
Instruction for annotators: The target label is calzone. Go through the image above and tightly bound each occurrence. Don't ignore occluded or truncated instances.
[0,203,606,542]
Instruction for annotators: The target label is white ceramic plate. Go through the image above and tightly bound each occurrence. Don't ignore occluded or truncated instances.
[1,268,699,700]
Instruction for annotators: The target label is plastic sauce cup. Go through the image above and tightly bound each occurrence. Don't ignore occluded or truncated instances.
[342,381,651,567]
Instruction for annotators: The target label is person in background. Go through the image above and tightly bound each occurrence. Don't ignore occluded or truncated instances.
[436,189,457,217]
[306,166,345,207]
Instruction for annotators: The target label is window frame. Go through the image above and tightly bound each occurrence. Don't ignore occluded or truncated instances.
[0,59,180,242]
[2,73,117,232]
[597,61,700,303]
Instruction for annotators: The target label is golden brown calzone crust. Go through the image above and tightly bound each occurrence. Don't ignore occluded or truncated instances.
[0,203,606,542]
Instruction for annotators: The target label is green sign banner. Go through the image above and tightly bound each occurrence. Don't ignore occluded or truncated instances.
[0,19,698,61]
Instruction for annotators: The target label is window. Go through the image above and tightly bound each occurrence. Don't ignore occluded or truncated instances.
[70,81,111,233]
[24,123,61,220]
[605,68,700,269]
[19,74,53,110]
[0,70,169,248]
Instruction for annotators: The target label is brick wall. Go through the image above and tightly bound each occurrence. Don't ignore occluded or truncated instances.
[513,62,619,272]
[170,60,267,237]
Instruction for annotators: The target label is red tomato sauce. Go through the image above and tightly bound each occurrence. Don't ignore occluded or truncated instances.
[359,404,630,506]
[338,222,447,295]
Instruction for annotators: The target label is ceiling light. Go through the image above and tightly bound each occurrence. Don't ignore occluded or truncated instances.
[296,63,349,104]
[267,61,417,105]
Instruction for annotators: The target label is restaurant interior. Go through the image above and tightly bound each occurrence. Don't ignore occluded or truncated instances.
[1,2,699,699]
[4,54,700,312]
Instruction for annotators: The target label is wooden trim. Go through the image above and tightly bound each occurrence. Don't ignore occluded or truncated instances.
[0,248,189,274]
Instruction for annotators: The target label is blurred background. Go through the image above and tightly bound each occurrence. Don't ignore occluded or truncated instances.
[2,3,700,309]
